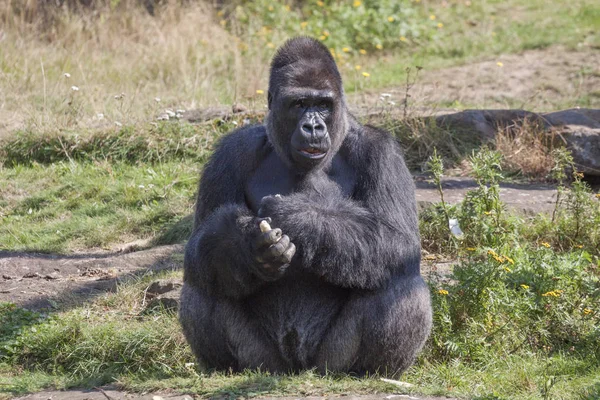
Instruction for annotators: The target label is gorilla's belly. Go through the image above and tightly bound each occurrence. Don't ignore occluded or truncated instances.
[247,273,350,368]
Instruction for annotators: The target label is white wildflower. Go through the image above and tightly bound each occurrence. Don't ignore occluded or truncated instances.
[71,86,79,91]
[63,72,71,78]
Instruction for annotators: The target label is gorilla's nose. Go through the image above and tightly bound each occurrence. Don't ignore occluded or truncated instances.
[301,121,325,136]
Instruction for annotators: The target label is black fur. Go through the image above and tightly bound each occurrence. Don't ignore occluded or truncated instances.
[180,37,432,375]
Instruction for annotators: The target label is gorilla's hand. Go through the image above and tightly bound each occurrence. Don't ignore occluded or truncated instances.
[251,217,296,281]
[257,194,290,223]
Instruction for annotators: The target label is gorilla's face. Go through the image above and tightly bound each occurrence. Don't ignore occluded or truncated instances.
[282,89,335,168]
[267,61,346,172]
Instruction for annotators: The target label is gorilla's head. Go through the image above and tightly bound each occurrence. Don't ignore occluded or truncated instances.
[266,37,349,172]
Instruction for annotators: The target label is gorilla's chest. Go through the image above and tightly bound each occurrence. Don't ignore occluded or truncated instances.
[245,152,356,213]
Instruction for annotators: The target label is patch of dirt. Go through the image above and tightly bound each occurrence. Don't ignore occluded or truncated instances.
[0,245,183,310]
[415,176,558,215]
[352,46,600,111]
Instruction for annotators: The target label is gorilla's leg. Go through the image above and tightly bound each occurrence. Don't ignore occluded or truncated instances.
[179,284,288,371]
[314,275,432,375]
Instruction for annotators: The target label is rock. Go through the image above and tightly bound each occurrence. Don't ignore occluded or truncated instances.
[433,108,600,176]
[542,108,600,128]
[144,279,182,312]
[146,288,181,312]
[435,109,547,141]
[146,279,182,296]
[556,126,600,176]
[232,103,248,113]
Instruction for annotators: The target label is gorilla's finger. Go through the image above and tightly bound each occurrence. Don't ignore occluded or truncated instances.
[265,235,290,258]
[260,217,272,225]
[281,243,296,264]
[255,228,283,248]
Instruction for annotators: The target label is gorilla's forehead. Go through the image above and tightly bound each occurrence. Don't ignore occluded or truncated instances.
[281,60,341,92]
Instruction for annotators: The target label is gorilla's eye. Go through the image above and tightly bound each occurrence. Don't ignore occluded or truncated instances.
[293,99,307,109]
[318,101,332,110]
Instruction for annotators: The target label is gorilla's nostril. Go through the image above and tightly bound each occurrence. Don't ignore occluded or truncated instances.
[302,123,313,133]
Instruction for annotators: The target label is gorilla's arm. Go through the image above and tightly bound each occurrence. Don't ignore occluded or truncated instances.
[259,129,420,290]
[183,127,276,299]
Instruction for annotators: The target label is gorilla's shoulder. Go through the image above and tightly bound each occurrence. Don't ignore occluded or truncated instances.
[214,124,269,158]
[344,119,403,160]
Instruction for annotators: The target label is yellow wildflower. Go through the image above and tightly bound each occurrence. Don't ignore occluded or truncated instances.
[583,308,593,315]
[575,172,584,178]
[329,48,336,57]
[484,211,492,215]
[542,291,561,298]
[359,49,367,55]
[342,47,351,53]
[317,0,324,6]
[437,22,444,28]
[493,255,504,263]
[255,90,264,95]
[503,256,515,265]
[497,62,504,67]
[388,16,395,22]
[319,35,327,41]
[362,72,371,77]
[267,42,275,48]
[429,15,436,20]
[355,65,362,70]
[574,244,583,249]
[219,19,226,26]
[217,10,224,17]
[285,5,290,11]
[487,249,499,257]
[541,242,551,248]
[323,30,330,37]
[375,44,383,50]
[466,247,476,251]
[520,284,530,290]
[400,36,407,42]
[503,267,512,273]
[300,21,308,29]
[353,0,362,7]
[268,5,273,11]
[424,255,436,260]
[595,193,600,199]
[438,289,449,295]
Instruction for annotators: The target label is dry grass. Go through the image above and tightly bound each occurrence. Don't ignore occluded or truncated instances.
[0,1,271,136]
[495,119,556,179]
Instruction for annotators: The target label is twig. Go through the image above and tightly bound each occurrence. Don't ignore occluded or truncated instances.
[94,387,115,400]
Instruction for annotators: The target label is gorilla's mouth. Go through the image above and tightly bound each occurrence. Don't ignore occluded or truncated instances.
[298,147,327,159]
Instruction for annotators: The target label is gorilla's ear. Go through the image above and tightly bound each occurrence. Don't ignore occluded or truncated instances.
[267,91,273,110]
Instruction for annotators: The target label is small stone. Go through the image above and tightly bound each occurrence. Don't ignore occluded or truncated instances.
[146,280,182,296]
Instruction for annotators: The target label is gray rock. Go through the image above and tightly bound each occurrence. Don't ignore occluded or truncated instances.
[144,279,182,312]
[433,108,600,176]
[146,279,182,296]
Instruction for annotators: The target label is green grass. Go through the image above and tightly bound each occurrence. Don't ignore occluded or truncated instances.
[0,160,197,252]
[0,264,599,399]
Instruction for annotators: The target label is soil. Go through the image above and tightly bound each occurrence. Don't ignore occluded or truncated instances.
[352,45,600,111]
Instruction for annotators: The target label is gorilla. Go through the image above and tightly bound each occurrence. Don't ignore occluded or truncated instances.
[179,37,432,375]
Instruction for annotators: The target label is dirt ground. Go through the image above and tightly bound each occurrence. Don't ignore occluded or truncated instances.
[352,45,600,111]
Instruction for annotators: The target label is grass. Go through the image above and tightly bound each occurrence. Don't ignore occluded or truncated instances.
[1,0,599,136]
[1,0,600,398]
